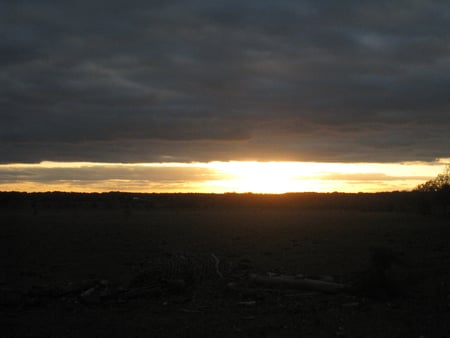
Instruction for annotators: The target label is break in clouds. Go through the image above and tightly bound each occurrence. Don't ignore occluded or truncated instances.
[1,0,449,163]
[0,161,445,193]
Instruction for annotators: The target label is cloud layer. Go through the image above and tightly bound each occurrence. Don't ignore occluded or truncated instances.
[1,0,449,163]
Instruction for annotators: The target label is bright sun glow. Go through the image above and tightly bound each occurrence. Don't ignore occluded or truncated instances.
[0,159,448,193]
[207,162,314,193]
[204,161,446,193]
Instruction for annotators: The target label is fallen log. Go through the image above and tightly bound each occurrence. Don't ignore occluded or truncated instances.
[248,273,347,294]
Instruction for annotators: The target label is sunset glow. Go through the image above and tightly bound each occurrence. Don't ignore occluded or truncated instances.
[1,160,448,194]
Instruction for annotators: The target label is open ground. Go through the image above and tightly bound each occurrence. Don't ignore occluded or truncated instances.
[1,194,450,337]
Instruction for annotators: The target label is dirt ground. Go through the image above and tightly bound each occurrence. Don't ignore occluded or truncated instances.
[1,206,450,337]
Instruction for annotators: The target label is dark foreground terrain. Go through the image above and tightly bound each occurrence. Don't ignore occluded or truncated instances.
[1,193,450,337]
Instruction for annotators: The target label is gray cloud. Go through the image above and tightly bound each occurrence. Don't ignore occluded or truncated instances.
[1,0,449,163]
[0,164,220,184]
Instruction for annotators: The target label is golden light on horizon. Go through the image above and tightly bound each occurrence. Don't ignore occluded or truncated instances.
[204,161,446,193]
[0,159,448,194]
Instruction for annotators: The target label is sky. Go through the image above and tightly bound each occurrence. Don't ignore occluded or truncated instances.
[1,1,449,193]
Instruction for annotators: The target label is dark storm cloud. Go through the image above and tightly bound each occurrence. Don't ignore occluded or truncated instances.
[1,0,449,163]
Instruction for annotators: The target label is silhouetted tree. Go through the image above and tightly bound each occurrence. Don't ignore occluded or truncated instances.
[415,165,450,192]
[414,165,450,215]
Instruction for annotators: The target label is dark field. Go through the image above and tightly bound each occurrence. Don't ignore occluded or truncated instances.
[1,193,450,337]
